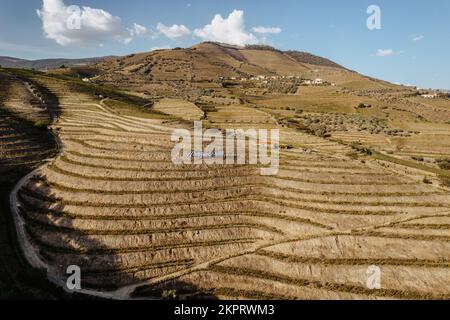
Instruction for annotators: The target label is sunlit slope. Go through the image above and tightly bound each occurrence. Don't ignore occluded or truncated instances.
[95,42,387,89]
[9,73,449,299]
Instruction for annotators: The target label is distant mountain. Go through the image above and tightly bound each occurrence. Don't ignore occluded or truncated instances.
[0,56,111,71]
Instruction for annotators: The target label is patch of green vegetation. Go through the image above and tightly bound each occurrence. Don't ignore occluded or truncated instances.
[53,66,100,79]
[372,151,450,178]
[102,98,169,119]
[439,176,450,188]
[5,67,151,108]
[161,289,178,300]
[350,142,373,155]
[436,159,450,170]
[33,120,49,130]
[286,118,300,125]
[2,67,46,80]
[412,156,425,162]
[308,124,329,138]
[5,67,175,122]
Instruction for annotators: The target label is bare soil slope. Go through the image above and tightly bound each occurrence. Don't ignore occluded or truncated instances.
[8,70,450,300]
[3,43,450,299]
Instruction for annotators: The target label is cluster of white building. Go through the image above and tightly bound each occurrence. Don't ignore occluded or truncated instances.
[226,75,333,86]
[420,93,438,99]
[302,79,329,85]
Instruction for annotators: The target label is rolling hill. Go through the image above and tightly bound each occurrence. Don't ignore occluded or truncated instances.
[96,42,353,81]
[0,56,110,71]
[92,42,396,100]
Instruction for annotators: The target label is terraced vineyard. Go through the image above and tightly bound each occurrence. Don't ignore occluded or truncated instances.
[1,68,447,300]
[153,98,204,121]
[0,70,62,299]
[0,72,56,175]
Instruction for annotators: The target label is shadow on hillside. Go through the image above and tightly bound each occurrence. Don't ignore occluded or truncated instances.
[132,280,219,300]
[0,182,66,300]
[1,73,217,300]
[17,181,218,300]
[26,77,62,122]
[0,85,65,299]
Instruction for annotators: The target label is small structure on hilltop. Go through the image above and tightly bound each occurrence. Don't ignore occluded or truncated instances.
[421,93,438,99]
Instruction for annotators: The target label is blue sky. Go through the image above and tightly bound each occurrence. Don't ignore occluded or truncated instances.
[0,0,449,89]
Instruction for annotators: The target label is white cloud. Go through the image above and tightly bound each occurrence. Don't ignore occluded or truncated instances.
[252,26,282,34]
[131,23,148,37]
[129,23,157,40]
[157,23,191,41]
[36,0,146,46]
[376,49,395,57]
[194,10,258,46]
[413,34,424,42]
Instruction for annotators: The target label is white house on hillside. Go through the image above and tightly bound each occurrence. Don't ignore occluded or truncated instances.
[313,78,324,85]
[421,93,438,99]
